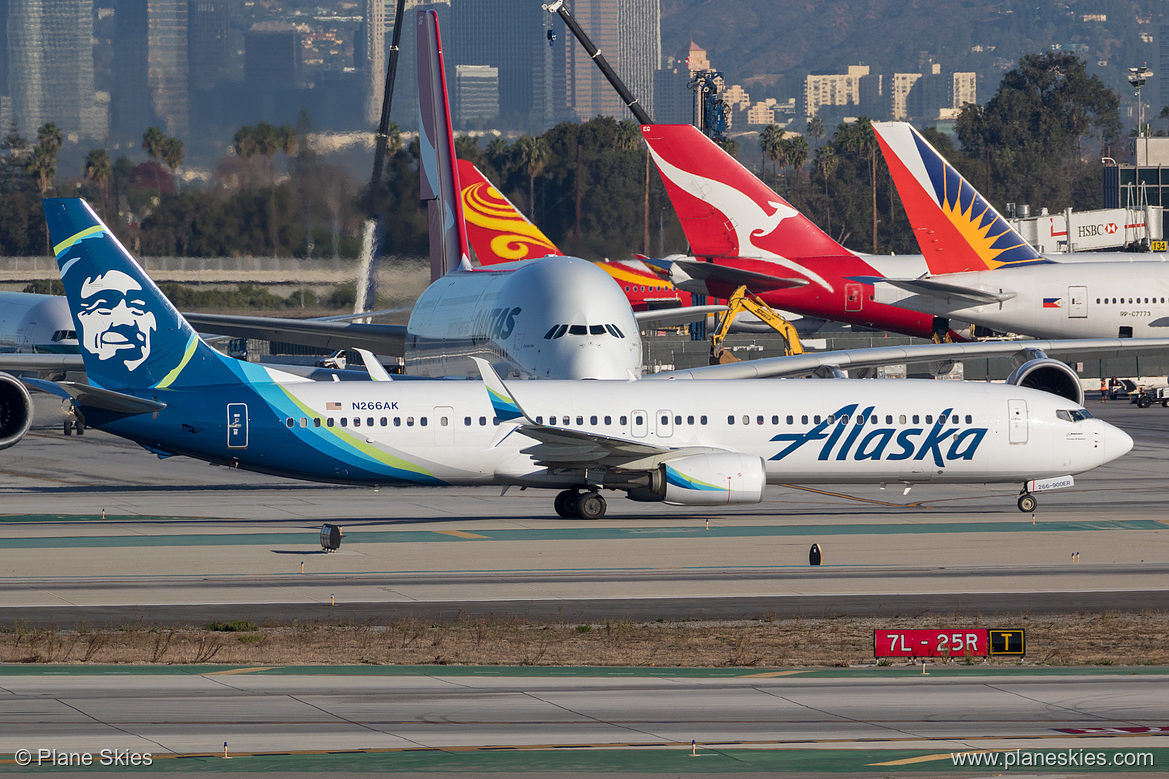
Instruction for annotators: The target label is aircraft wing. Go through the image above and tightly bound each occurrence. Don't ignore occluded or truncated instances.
[852,275,1016,306]
[652,337,1169,380]
[516,425,723,469]
[181,313,407,356]
[634,305,726,328]
[0,354,84,372]
[672,258,808,292]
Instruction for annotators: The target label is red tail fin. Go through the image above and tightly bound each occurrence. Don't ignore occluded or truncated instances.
[642,124,848,260]
[456,159,563,264]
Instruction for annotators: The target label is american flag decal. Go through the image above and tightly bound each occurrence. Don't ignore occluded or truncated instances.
[326,402,342,410]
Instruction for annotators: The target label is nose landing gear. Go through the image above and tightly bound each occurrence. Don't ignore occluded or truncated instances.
[1017,492,1037,512]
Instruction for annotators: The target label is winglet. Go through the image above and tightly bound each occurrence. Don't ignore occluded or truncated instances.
[471,357,529,423]
[457,159,563,263]
[417,10,472,280]
[354,348,393,381]
[872,121,1047,274]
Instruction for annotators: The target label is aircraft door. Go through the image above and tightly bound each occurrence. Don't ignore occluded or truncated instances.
[1068,285,1087,318]
[845,283,863,312]
[1007,399,1028,444]
[227,403,248,448]
[656,409,673,438]
[632,409,648,438]
[433,406,454,445]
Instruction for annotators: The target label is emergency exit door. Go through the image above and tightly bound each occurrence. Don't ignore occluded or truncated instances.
[227,403,249,448]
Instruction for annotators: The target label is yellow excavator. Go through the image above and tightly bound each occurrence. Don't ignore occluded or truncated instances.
[710,285,804,364]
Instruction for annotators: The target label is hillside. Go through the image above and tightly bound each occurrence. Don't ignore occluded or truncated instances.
[661,0,1159,113]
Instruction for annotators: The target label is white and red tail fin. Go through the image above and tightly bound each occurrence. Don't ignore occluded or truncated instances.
[641,124,849,260]
[417,9,471,281]
[872,121,1047,274]
[456,159,563,264]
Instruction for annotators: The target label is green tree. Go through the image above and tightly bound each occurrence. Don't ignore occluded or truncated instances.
[0,120,31,193]
[785,134,809,176]
[142,126,166,161]
[838,117,879,252]
[806,116,825,152]
[28,123,62,194]
[512,134,550,218]
[161,137,185,188]
[84,148,112,213]
[760,124,786,182]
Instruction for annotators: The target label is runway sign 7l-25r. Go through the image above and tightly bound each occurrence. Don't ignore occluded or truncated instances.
[874,629,1025,658]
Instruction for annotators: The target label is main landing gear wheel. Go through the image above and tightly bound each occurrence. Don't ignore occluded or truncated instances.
[576,491,606,520]
[1017,493,1037,512]
[554,490,580,518]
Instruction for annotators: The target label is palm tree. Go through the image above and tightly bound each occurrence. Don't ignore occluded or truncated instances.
[785,135,809,176]
[759,124,785,182]
[614,120,641,151]
[806,116,825,152]
[815,144,838,196]
[840,117,880,252]
[84,148,112,213]
[161,137,184,191]
[142,126,165,161]
[28,123,62,194]
[513,135,549,217]
[233,125,259,159]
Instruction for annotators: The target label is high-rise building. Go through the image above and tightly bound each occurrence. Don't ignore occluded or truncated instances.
[890,72,921,120]
[804,64,870,118]
[113,0,188,141]
[245,23,301,90]
[952,71,977,109]
[449,0,558,129]
[453,64,499,126]
[3,0,105,140]
[360,0,384,127]
[188,0,228,92]
[565,0,660,121]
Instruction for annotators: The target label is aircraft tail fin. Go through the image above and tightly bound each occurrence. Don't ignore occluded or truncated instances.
[457,159,563,264]
[641,124,849,260]
[417,9,471,280]
[872,121,1047,274]
[43,198,229,391]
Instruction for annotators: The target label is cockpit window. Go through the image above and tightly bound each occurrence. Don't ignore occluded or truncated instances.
[51,330,77,342]
[1057,409,1094,423]
[543,326,559,340]
[553,324,568,338]
[568,325,587,335]
[610,324,625,338]
[589,325,605,335]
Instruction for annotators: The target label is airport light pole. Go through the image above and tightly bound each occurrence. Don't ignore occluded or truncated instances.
[1129,64,1153,206]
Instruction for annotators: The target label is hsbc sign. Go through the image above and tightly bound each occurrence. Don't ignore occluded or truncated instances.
[1077,222,1120,238]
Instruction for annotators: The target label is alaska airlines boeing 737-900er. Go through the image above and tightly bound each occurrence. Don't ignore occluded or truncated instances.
[6,196,1137,518]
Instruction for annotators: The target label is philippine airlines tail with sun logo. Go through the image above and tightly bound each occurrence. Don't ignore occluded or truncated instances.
[872,121,1048,274]
[456,159,563,264]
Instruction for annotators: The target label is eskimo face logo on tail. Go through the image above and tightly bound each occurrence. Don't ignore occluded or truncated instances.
[77,270,156,372]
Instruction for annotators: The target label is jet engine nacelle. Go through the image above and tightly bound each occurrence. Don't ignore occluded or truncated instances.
[632,452,766,506]
[1005,358,1084,405]
[0,372,34,450]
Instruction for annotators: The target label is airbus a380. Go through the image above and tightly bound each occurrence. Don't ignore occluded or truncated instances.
[871,121,1169,339]
[18,196,1135,518]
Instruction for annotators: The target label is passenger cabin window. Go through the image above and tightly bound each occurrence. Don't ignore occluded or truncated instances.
[700,415,708,425]
[965,415,972,423]
[591,415,598,425]
[286,418,294,428]
[394,417,401,427]
[341,418,348,427]
[407,417,414,427]
[620,415,628,425]
[727,415,735,425]
[786,415,794,424]
[604,415,612,425]
[313,418,321,428]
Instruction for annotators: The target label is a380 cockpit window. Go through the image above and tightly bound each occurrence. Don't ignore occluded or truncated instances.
[51,330,77,342]
[1056,409,1094,423]
[544,324,570,339]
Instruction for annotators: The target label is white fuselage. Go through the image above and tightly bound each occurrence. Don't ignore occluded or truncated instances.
[0,291,77,354]
[405,256,642,379]
[882,261,1169,339]
[143,374,1130,489]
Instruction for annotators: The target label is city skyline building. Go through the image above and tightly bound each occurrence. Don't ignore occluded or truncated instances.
[565,0,659,122]
[112,0,189,141]
[188,0,228,92]
[453,64,499,126]
[2,0,105,140]
[359,0,384,127]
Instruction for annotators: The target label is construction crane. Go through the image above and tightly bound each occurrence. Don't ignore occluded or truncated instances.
[710,286,804,364]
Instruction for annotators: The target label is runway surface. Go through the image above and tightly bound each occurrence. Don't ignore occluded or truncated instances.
[1,397,1168,626]
[0,666,1166,774]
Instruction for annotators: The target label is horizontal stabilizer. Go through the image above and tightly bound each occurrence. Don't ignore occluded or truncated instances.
[672,259,807,291]
[634,305,726,327]
[0,354,84,373]
[57,381,167,414]
[852,275,1016,306]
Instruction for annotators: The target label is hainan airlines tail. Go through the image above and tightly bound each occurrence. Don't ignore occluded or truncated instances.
[417,10,471,281]
[872,121,1048,274]
[642,124,850,261]
[456,158,563,264]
